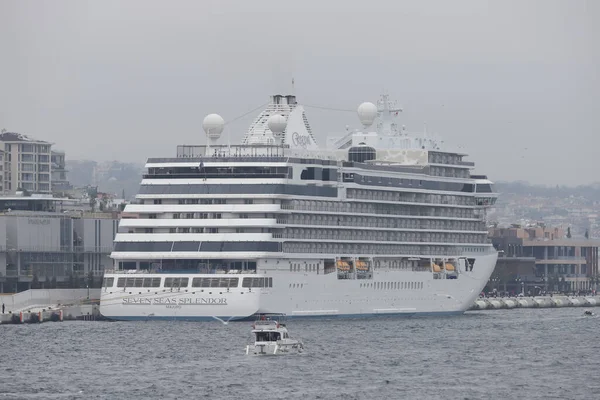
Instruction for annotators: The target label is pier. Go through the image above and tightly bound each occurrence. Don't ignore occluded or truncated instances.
[0,289,102,324]
[469,295,600,310]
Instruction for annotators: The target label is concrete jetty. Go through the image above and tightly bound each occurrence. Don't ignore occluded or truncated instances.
[0,303,102,324]
[1,289,102,324]
[470,295,600,310]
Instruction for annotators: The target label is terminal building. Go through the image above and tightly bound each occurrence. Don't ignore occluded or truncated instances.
[0,197,119,293]
[488,225,600,294]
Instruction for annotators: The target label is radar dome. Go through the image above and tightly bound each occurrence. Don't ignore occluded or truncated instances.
[202,114,225,139]
[267,114,287,134]
[357,102,377,128]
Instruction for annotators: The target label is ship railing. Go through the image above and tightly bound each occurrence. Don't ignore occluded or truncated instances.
[103,269,258,275]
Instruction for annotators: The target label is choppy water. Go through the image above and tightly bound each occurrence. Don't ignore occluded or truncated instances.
[1,308,599,400]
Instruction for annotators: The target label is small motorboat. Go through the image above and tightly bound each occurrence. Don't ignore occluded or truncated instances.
[245,314,304,355]
[583,310,596,316]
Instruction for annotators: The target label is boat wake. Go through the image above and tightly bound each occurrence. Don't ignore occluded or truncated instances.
[212,315,237,325]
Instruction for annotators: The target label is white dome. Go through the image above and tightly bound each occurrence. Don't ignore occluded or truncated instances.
[202,113,225,139]
[357,102,377,128]
[267,114,287,134]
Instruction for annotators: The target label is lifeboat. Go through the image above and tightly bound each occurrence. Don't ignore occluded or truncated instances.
[355,261,369,271]
[444,263,455,272]
[336,260,350,271]
[432,264,442,272]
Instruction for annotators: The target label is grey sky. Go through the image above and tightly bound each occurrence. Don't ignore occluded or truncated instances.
[0,0,597,185]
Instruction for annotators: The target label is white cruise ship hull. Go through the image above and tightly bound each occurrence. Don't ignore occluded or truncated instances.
[102,92,501,322]
[99,252,496,321]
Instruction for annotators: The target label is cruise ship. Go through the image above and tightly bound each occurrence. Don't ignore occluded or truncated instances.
[99,93,499,321]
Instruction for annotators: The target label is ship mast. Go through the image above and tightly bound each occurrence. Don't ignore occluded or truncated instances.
[376,93,403,136]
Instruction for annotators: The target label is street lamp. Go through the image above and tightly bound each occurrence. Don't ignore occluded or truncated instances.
[517,278,525,296]
[542,274,547,294]
[490,276,499,295]
[515,277,524,296]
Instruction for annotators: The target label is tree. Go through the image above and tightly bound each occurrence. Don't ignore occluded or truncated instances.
[31,273,40,289]
[67,272,75,288]
[559,276,566,293]
[87,270,95,288]
[16,187,32,197]
[73,273,83,288]
[566,227,572,239]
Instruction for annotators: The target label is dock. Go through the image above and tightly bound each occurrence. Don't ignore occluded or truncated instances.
[0,288,102,324]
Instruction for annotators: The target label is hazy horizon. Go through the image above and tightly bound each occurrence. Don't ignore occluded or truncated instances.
[1,0,597,186]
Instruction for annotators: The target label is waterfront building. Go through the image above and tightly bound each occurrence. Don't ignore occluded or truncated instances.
[0,149,4,193]
[489,225,600,293]
[0,196,119,293]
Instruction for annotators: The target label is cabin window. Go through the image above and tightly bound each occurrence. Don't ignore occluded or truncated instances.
[150,278,161,287]
[256,332,280,342]
[242,277,271,288]
[476,184,493,193]
[102,277,114,288]
[164,277,189,288]
[192,277,238,288]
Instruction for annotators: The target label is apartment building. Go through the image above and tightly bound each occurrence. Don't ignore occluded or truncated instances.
[51,150,71,192]
[0,132,52,194]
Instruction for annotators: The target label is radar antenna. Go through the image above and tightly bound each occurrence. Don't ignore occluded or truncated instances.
[377,94,403,136]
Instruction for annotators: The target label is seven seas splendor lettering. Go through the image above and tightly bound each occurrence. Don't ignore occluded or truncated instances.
[123,297,227,306]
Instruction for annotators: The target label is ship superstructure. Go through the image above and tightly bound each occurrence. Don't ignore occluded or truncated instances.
[99,93,498,321]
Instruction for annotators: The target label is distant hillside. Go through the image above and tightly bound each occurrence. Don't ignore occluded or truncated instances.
[67,160,144,200]
[495,181,600,201]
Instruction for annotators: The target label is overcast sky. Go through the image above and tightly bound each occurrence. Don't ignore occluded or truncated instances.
[0,0,597,185]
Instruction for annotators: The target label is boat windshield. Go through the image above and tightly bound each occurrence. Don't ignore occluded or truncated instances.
[255,332,281,342]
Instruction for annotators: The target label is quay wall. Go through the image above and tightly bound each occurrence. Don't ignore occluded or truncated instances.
[0,288,100,313]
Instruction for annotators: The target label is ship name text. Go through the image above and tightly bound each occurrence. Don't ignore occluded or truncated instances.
[122,297,227,306]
